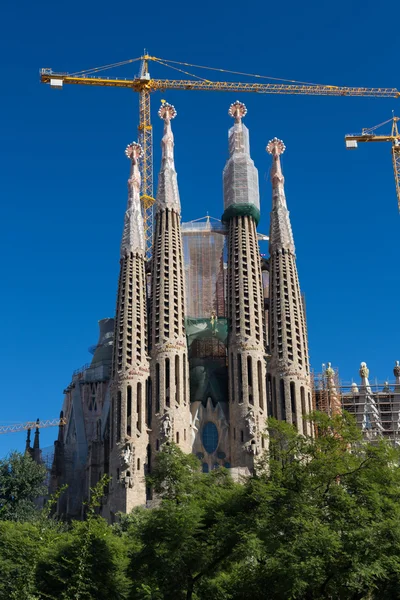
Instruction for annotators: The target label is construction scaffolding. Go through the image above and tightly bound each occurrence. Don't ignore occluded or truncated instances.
[182,216,226,319]
[313,366,400,443]
[182,217,228,406]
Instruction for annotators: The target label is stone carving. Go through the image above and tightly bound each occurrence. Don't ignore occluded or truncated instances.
[245,410,256,437]
[325,362,335,379]
[246,440,258,455]
[359,362,369,379]
[121,441,132,468]
[394,360,400,379]
[161,413,172,438]
[121,474,134,489]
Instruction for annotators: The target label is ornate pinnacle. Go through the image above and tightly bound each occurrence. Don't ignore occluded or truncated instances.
[325,362,335,378]
[359,361,369,380]
[158,102,177,122]
[394,360,400,378]
[267,137,286,156]
[228,101,247,123]
[125,142,143,161]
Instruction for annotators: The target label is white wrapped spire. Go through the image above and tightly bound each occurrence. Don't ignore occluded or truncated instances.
[267,138,295,255]
[223,101,260,213]
[156,102,181,212]
[120,142,145,257]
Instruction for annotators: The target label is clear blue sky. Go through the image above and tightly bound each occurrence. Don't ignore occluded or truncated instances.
[1,0,399,456]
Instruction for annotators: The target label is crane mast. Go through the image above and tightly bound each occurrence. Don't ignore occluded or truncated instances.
[137,56,154,258]
[40,54,400,254]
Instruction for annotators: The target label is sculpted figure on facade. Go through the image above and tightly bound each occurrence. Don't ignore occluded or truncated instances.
[121,440,132,468]
[161,413,172,439]
[246,439,259,455]
[246,410,256,437]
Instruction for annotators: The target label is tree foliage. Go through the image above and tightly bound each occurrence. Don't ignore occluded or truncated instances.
[2,414,400,599]
[0,451,47,521]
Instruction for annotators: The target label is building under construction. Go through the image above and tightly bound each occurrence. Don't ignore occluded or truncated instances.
[313,361,400,442]
[47,100,399,521]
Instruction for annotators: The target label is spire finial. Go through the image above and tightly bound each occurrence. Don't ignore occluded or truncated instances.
[325,362,335,378]
[359,361,369,380]
[158,102,177,122]
[266,137,286,157]
[125,141,143,162]
[228,101,247,123]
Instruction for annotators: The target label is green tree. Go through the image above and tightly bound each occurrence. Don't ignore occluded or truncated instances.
[0,520,42,600]
[0,451,47,521]
[127,444,249,600]
[35,475,130,600]
[225,414,400,600]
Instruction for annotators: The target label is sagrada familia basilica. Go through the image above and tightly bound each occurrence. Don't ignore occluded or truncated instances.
[48,100,396,521]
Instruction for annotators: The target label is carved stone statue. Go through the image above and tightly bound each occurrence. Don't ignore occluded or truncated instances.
[246,440,258,455]
[394,360,400,379]
[121,473,134,489]
[245,410,256,437]
[325,362,335,379]
[121,441,132,467]
[161,413,172,438]
[359,362,369,379]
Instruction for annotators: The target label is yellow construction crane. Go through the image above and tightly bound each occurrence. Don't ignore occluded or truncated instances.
[40,54,400,256]
[0,417,67,435]
[345,115,400,211]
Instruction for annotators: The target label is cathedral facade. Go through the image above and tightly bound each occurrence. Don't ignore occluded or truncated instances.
[51,101,311,520]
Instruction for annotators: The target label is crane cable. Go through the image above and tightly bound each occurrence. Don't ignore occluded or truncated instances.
[151,57,212,83]
[152,56,334,88]
[68,57,142,78]
[64,54,334,89]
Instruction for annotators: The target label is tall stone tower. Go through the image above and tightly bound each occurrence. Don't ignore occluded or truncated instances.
[223,101,267,469]
[108,142,150,516]
[266,138,312,435]
[149,103,191,456]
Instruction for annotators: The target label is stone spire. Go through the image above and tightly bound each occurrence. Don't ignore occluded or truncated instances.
[32,419,42,464]
[33,419,40,450]
[149,102,191,462]
[223,102,267,472]
[156,103,180,211]
[268,138,295,254]
[358,362,383,436]
[108,142,150,517]
[25,428,32,456]
[266,138,312,435]
[325,362,341,416]
[120,143,145,256]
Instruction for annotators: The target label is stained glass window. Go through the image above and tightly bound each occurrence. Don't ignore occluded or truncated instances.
[202,422,218,454]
